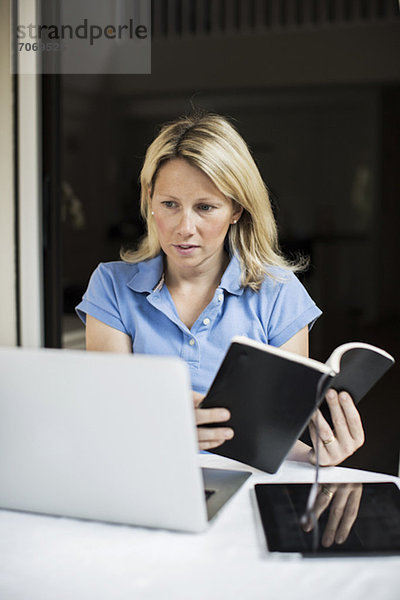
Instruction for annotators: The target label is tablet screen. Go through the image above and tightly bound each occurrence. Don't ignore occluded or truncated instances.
[255,482,400,556]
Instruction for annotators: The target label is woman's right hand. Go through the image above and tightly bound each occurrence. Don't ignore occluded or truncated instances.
[193,392,234,450]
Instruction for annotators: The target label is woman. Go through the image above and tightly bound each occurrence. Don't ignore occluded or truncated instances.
[76,113,364,466]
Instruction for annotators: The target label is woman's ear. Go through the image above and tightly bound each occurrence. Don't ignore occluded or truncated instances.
[231,203,244,224]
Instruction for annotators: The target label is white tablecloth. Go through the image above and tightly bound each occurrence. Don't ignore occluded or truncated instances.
[0,455,399,600]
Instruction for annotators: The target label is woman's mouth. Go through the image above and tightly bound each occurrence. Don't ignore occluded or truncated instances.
[172,244,199,255]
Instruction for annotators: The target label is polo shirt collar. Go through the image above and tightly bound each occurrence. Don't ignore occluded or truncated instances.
[220,254,244,295]
[127,254,164,293]
[126,252,244,295]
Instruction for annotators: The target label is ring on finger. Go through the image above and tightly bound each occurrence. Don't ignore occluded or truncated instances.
[322,434,336,446]
[321,486,334,499]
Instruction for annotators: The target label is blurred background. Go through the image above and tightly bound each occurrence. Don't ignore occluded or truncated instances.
[6,0,400,474]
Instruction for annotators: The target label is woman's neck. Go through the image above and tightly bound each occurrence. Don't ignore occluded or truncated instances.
[164,251,229,292]
[163,251,230,330]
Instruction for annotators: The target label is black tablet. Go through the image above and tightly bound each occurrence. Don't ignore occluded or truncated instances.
[255,482,400,556]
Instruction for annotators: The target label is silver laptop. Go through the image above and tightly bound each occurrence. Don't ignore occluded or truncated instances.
[0,347,249,532]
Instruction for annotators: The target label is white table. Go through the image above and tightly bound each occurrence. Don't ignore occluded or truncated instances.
[0,455,399,600]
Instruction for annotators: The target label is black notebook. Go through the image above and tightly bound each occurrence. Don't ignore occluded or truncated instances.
[201,336,394,474]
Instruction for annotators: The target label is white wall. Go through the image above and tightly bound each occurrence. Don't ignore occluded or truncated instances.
[0,0,17,346]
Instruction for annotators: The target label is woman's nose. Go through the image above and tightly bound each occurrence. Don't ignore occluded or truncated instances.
[177,210,196,236]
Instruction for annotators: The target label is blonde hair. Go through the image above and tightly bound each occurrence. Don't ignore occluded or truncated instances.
[121,113,307,290]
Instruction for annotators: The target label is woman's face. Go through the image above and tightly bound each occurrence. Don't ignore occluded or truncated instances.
[150,158,242,273]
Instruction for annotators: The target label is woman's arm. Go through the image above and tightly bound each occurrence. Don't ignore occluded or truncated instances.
[280,326,365,466]
[86,315,132,353]
[279,325,309,355]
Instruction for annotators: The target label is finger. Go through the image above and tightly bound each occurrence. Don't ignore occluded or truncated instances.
[337,392,365,447]
[309,408,336,446]
[325,389,350,446]
[313,485,338,521]
[307,420,320,465]
[321,486,350,547]
[308,419,341,467]
[309,391,365,466]
[199,439,227,450]
[302,485,337,532]
[197,426,234,450]
[326,389,364,454]
[197,426,234,442]
[192,391,205,408]
[325,389,362,443]
[334,484,363,544]
[195,407,231,426]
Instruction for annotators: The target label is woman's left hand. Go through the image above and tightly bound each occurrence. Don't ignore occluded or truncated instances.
[308,389,365,466]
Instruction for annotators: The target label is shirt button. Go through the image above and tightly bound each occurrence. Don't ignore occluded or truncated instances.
[189,338,195,346]
[218,294,223,302]
[203,318,210,326]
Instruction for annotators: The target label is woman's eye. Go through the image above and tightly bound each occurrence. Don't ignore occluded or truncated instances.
[162,201,176,208]
[198,204,214,212]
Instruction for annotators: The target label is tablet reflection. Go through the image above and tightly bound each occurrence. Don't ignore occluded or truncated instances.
[302,483,363,548]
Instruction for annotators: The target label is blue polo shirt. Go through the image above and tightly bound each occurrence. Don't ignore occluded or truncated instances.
[76,254,321,394]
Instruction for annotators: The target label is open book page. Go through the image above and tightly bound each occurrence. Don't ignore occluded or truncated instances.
[231,337,394,405]
[231,336,334,375]
[323,343,394,405]
[326,342,394,373]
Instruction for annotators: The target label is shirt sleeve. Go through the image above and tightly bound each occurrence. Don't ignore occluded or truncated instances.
[75,263,129,335]
[266,272,322,347]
